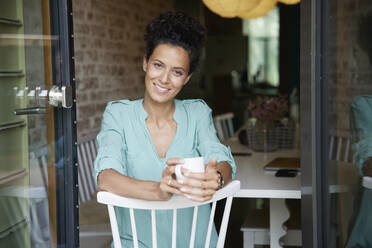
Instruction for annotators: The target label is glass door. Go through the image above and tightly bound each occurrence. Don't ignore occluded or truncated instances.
[325,1,372,247]
[300,0,372,247]
[0,0,78,247]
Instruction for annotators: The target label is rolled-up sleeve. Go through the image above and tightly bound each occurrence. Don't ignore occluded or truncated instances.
[94,103,127,185]
[195,102,236,178]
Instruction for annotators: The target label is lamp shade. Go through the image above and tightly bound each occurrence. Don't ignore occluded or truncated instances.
[202,0,261,18]
[238,0,278,19]
[278,0,300,4]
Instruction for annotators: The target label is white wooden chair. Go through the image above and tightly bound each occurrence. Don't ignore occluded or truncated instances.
[77,136,113,243]
[97,180,240,248]
[328,134,353,163]
[214,112,235,141]
[77,138,98,203]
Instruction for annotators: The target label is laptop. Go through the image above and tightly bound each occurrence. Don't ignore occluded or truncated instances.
[263,157,300,172]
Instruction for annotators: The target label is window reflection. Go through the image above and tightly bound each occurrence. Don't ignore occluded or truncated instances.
[327,3,372,247]
[346,95,372,248]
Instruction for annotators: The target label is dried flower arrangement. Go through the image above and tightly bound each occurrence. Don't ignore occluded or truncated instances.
[248,95,289,123]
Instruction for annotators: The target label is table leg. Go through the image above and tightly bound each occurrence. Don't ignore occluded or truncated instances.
[270,198,290,248]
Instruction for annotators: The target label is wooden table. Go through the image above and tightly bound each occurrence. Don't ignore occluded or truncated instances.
[223,138,301,248]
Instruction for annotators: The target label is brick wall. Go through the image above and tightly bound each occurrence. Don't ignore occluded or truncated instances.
[328,0,372,136]
[73,0,174,141]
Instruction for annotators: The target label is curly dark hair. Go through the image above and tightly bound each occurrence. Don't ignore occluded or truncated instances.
[144,11,206,74]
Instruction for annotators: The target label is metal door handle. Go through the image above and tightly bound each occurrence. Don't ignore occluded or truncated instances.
[13,107,46,115]
[12,85,72,115]
[48,85,72,108]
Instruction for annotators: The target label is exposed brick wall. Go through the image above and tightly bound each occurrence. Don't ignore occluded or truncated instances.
[73,0,174,141]
[328,0,372,136]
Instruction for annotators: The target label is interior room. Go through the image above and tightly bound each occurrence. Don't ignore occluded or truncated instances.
[73,0,301,247]
[3,0,372,248]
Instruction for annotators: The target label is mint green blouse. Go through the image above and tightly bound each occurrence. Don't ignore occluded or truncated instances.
[346,95,372,248]
[94,98,236,248]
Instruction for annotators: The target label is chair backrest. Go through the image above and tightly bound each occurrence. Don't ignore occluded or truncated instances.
[77,138,98,203]
[328,134,353,163]
[363,176,372,189]
[97,180,240,248]
[214,112,234,141]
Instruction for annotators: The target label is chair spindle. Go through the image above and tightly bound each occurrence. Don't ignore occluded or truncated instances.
[108,205,122,248]
[172,209,177,248]
[189,206,198,248]
[130,208,139,248]
[217,196,233,248]
[151,209,157,248]
[205,201,217,248]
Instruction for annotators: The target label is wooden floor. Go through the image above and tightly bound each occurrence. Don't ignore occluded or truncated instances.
[79,195,112,248]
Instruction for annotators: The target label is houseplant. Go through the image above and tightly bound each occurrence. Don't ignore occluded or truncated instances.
[247,95,288,151]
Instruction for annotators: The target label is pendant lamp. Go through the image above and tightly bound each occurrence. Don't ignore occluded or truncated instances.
[202,0,261,18]
[278,0,300,4]
[202,0,300,19]
[238,0,278,19]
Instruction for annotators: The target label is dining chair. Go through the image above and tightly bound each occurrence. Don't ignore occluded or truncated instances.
[213,112,235,141]
[97,180,241,248]
[77,137,98,203]
[328,134,353,163]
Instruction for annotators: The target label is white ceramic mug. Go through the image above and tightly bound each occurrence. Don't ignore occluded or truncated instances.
[175,157,205,183]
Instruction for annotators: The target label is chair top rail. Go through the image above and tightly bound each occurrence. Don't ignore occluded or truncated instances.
[97,180,240,210]
[214,112,234,121]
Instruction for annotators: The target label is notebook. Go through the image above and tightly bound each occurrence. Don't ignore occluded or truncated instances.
[263,157,300,171]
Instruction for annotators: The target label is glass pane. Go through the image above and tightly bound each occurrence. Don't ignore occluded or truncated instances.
[243,7,279,86]
[327,1,372,247]
[0,0,59,247]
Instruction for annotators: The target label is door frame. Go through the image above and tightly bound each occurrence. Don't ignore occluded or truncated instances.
[49,0,79,247]
[300,0,329,247]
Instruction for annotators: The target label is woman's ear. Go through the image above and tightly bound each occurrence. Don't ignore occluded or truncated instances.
[143,56,148,72]
[183,73,193,86]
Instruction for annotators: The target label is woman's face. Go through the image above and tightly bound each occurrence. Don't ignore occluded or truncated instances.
[143,43,192,104]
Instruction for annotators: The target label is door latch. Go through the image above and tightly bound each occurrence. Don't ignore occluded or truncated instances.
[48,85,73,108]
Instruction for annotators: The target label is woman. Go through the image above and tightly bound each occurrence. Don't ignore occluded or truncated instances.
[94,11,236,248]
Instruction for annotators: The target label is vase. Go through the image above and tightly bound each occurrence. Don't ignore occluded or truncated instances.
[250,121,278,152]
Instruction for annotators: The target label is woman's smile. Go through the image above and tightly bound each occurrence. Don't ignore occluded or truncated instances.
[153,82,171,94]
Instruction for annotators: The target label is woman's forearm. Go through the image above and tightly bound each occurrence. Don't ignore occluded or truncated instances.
[97,169,164,201]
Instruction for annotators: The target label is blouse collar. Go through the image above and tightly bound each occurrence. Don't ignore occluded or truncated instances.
[138,98,181,124]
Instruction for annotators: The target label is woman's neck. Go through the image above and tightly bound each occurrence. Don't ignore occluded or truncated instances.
[143,97,175,122]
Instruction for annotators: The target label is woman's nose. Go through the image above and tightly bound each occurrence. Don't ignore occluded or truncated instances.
[160,70,170,83]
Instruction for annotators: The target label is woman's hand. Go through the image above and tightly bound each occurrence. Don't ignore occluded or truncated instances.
[157,158,185,201]
[178,158,221,202]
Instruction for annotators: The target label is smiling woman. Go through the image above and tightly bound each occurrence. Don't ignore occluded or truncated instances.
[94,11,236,248]
[142,44,192,105]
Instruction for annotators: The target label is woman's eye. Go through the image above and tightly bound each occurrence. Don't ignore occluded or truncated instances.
[173,70,183,76]
[153,63,162,68]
